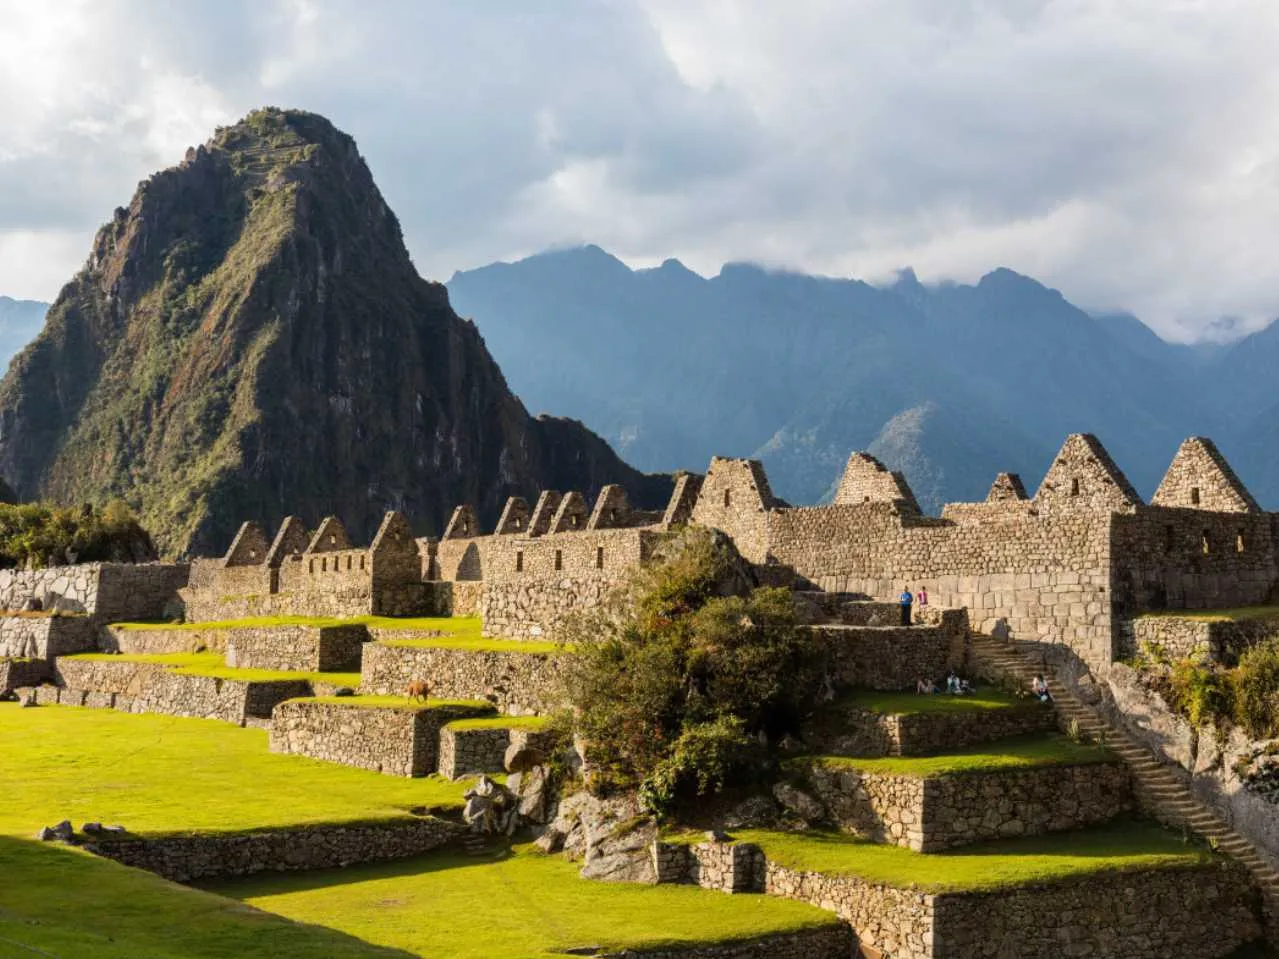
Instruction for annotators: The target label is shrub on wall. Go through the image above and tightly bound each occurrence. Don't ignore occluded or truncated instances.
[0,501,156,569]
[562,528,822,816]
[1232,640,1279,739]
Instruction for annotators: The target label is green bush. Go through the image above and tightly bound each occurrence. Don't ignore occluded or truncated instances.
[1165,660,1233,729]
[0,500,156,569]
[563,528,821,815]
[1232,640,1279,739]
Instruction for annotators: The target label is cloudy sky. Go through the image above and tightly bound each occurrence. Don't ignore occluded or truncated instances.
[2,0,1278,341]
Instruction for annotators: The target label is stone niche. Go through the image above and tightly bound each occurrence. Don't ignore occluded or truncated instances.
[269,699,493,776]
[801,759,1132,851]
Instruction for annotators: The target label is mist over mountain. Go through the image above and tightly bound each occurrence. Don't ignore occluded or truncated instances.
[449,246,1278,511]
[0,113,669,555]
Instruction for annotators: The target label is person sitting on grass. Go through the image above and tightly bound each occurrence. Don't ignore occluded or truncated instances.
[946,670,961,695]
[916,677,938,695]
[1031,674,1052,704]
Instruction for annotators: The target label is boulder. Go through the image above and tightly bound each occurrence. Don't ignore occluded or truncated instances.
[720,794,781,830]
[514,766,551,823]
[581,812,658,884]
[505,743,547,774]
[772,782,826,825]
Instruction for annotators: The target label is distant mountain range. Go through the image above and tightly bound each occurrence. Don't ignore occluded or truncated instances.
[9,244,1276,515]
[446,246,1279,510]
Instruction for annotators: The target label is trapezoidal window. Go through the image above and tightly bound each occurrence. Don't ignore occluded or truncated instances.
[329,534,337,546]
[571,515,580,528]
[1201,532,1212,556]
[1165,526,1177,553]
[723,489,732,508]
[1237,531,1247,554]
[596,546,605,569]
[1070,477,1080,497]
[515,551,524,573]
[321,557,327,572]
[1190,487,1201,506]
[554,549,563,571]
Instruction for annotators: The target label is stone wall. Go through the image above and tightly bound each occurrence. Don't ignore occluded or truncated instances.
[808,701,1057,758]
[55,659,309,724]
[360,643,567,715]
[85,817,463,882]
[270,699,491,776]
[1128,613,1279,665]
[820,609,969,692]
[603,926,855,959]
[0,562,187,620]
[0,616,96,659]
[436,724,557,779]
[481,573,619,639]
[0,656,50,691]
[930,863,1260,959]
[802,760,1131,851]
[101,625,231,655]
[224,625,366,673]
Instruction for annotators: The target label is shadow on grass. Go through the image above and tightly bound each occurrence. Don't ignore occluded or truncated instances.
[198,840,516,898]
[0,835,415,958]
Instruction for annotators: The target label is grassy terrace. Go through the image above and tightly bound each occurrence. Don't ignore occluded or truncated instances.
[843,688,1041,716]
[730,820,1212,893]
[800,732,1113,777]
[0,703,471,836]
[64,650,362,688]
[111,614,468,632]
[292,694,494,712]
[445,714,551,732]
[208,845,839,959]
[1137,605,1279,623]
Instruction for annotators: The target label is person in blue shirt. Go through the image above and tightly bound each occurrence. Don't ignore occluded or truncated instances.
[899,585,913,626]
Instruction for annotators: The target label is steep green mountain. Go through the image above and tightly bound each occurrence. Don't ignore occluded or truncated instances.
[449,250,1247,511]
[0,297,48,370]
[0,109,669,556]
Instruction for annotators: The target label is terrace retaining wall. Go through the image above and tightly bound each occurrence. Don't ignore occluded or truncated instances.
[85,817,464,882]
[0,656,51,691]
[820,609,969,692]
[0,616,96,659]
[802,760,1132,851]
[1129,614,1279,665]
[224,625,366,673]
[604,925,855,959]
[54,659,309,724]
[809,701,1056,757]
[269,699,492,776]
[360,643,567,715]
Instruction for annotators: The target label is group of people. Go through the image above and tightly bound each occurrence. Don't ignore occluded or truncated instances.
[898,584,928,626]
[916,670,974,696]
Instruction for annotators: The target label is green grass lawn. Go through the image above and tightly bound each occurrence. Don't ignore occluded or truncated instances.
[445,715,552,732]
[64,650,361,688]
[1137,605,1279,623]
[800,732,1113,777]
[843,688,1040,716]
[293,694,494,712]
[206,844,840,959]
[0,703,472,837]
[0,838,407,959]
[731,819,1211,892]
[378,634,567,655]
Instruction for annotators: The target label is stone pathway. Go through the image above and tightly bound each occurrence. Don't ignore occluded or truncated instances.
[970,632,1279,936]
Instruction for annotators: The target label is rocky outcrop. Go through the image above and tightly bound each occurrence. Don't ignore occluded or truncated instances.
[0,108,669,556]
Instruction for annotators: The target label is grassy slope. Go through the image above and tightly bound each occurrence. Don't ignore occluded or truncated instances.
[0,838,406,959]
[113,615,474,633]
[733,820,1211,893]
[845,688,1041,716]
[208,845,839,959]
[802,733,1113,777]
[0,704,470,836]
[445,715,551,732]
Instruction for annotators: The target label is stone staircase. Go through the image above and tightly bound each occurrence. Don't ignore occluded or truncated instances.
[969,631,1279,932]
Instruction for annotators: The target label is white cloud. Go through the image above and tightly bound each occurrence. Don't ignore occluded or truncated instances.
[1,0,1278,340]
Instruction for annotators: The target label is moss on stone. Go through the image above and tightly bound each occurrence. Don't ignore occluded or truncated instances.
[1137,606,1279,623]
